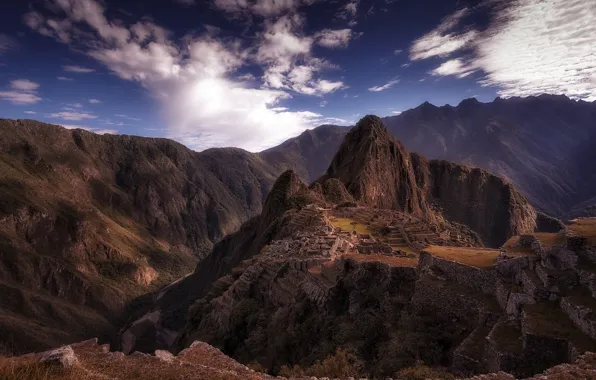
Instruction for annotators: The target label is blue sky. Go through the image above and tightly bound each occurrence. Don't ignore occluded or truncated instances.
[0,0,594,151]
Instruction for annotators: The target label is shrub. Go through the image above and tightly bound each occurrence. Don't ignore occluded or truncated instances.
[396,363,455,380]
[305,348,364,379]
[278,364,305,378]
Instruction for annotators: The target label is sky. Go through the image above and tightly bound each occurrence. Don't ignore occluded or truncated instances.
[0,0,595,152]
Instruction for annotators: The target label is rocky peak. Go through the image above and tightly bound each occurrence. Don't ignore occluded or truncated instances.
[323,115,429,216]
[260,170,310,225]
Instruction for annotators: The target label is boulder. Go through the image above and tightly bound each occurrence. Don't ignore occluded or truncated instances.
[40,346,78,368]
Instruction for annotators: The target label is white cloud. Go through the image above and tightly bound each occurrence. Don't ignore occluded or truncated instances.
[401,63,411,68]
[392,111,402,115]
[66,103,83,108]
[409,8,477,60]
[319,100,327,107]
[11,79,40,92]
[57,76,74,81]
[24,111,36,114]
[26,0,348,150]
[393,49,402,55]
[47,111,98,121]
[414,0,596,101]
[257,16,346,96]
[368,78,399,92]
[89,98,101,104]
[430,58,476,78]
[0,79,42,105]
[63,65,96,73]
[316,29,353,48]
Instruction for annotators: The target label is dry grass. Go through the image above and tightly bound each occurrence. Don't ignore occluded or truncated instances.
[424,245,503,269]
[0,356,85,380]
[569,218,596,244]
[504,233,564,252]
[328,217,374,235]
[343,253,418,267]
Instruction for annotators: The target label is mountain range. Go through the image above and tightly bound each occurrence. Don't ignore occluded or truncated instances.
[0,94,593,358]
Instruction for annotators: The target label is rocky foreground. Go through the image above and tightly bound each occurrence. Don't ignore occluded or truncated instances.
[1,338,594,379]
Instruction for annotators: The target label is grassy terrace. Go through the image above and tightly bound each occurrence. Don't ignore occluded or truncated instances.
[328,217,374,235]
[569,218,596,244]
[423,245,503,269]
[343,253,418,267]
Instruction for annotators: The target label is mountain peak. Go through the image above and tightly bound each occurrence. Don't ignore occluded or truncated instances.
[323,115,428,215]
[458,97,480,107]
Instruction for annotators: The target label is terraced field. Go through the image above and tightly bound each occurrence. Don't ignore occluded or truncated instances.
[328,217,374,235]
[503,233,564,252]
[569,218,596,244]
[423,245,503,269]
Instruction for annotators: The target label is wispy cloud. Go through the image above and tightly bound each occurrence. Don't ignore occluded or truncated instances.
[368,78,399,92]
[89,98,101,104]
[409,8,476,61]
[412,0,596,101]
[47,111,97,121]
[57,76,73,81]
[62,65,95,73]
[24,111,36,114]
[0,79,42,105]
[115,114,141,121]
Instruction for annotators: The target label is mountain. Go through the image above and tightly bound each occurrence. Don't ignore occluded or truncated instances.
[0,119,281,354]
[124,116,596,378]
[259,125,348,183]
[383,95,596,218]
[319,115,536,247]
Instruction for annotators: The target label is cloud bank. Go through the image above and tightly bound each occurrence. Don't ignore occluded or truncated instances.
[26,0,353,151]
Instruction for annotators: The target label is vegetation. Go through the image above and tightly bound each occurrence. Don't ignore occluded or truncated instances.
[328,217,374,235]
[279,348,364,379]
[424,245,503,268]
[569,218,596,244]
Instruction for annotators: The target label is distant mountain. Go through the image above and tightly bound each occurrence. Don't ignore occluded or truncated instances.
[383,95,596,218]
[259,125,348,183]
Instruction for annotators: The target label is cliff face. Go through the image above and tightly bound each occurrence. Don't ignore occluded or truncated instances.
[414,157,537,247]
[0,119,280,353]
[323,115,536,247]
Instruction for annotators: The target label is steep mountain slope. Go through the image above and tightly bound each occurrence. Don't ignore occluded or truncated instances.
[319,115,536,247]
[382,95,596,217]
[259,125,348,183]
[0,119,280,354]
